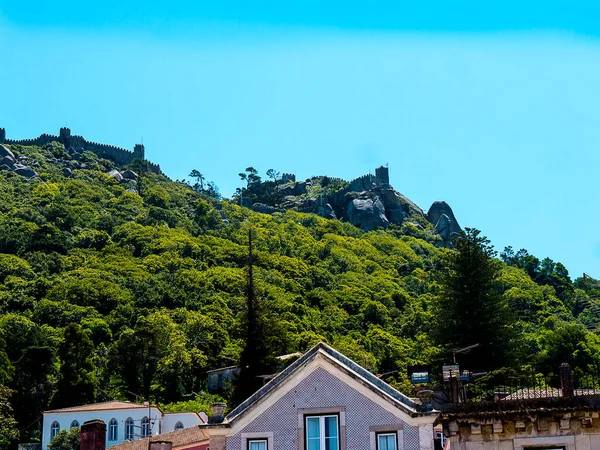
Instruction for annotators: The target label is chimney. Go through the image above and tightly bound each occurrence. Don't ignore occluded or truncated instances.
[209,402,227,424]
[560,363,574,398]
[150,442,172,450]
[80,420,106,450]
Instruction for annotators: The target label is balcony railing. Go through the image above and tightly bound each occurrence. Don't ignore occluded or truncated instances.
[438,363,600,412]
[18,443,42,450]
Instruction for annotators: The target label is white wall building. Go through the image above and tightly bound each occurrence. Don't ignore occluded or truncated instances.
[42,401,207,450]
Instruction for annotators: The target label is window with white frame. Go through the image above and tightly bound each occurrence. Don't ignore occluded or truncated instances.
[377,433,397,450]
[108,419,118,441]
[141,417,150,437]
[70,420,80,429]
[174,421,184,431]
[125,418,134,440]
[247,439,267,450]
[50,421,60,440]
[305,415,339,450]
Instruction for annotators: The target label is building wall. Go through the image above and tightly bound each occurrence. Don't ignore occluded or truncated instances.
[42,408,200,449]
[225,367,421,450]
[162,413,203,431]
[445,410,600,450]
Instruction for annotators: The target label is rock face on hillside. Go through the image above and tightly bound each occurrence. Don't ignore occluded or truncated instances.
[348,197,389,231]
[427,201,461,240]
[242,165,463,238]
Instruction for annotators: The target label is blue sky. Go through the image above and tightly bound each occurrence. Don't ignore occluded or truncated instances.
[2,1,600,278]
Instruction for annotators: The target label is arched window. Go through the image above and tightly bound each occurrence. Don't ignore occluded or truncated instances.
[125,418,134,440]
[108,419,118,441]
[174,421,184,431]
[70,420,80,429]
[141,417,150,438]
[51,421,60,439]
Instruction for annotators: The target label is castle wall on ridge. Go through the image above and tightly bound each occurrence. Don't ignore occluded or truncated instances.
[0,127,161,174]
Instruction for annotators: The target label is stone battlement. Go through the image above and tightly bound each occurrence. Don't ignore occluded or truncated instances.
[0,127,161,174]
[345,165,390,193]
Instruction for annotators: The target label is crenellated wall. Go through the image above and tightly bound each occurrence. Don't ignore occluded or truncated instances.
[1,127,160,174]
[345,166,390,193]
[347,173,376,193]
[281,173,296,183]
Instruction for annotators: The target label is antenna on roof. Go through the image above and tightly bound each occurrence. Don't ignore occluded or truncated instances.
[452,343,480,364]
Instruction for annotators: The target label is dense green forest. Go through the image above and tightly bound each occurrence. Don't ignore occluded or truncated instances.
[1,141,600,448]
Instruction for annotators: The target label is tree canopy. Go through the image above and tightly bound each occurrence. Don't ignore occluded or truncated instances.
[0,142,599,448]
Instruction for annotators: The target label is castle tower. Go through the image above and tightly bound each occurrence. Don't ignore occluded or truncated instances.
[133,144,145,160]
[59,127,71,146]
[0,128,5,144]
[281,173,296,183]
[375,165,389,186]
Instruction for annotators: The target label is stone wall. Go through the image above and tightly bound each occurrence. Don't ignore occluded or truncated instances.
[1,127,161,174]
[346,166,390,193]
[281,173,296,183]
[444,406,600,450]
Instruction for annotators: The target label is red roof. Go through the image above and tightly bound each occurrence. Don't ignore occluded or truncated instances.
[108,427,209,450]
[45,401,154,414]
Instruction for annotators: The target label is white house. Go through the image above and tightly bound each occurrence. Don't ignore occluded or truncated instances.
[42,401,207,450]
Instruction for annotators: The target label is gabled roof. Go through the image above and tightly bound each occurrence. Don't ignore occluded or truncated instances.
[44,401,156,414]
[225,342,434,424]
[108,426,209,450]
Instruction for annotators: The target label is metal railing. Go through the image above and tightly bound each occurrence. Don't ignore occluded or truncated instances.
[18,443,42,450]
[440,364,600,412]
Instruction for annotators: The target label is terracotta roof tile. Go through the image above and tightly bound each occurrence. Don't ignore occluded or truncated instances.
[45,401,150,414]
[108,427,209,450]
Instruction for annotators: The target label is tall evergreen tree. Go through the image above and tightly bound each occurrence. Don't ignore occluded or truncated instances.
[434,228,516,370]
[231,229,275,407]
[53,324,97,408]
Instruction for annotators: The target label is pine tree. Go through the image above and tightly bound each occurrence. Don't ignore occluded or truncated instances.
[231,229,275,407]
[434,228,516,370]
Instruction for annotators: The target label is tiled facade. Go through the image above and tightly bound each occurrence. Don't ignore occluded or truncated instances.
[226,367,420,450]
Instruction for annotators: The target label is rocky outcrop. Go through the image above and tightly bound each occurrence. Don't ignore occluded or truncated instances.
[238,165,461,238]
[427,201,461,240]
[279,181,308,196]
[14,166,38,179]
[315,196,336,220]
[107,169,123,182]
[0,156,15,168]
[0,145,15,160]
[122,170,138,180]
[374,188,425,226]
[347,197,389,231]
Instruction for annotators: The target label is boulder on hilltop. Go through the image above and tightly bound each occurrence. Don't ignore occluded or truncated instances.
[427,201,461,240]
[347,197,389,231]
[0,145,15,160]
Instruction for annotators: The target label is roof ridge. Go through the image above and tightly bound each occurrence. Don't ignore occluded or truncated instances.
[44,400,148,413]
[226,342,426,423]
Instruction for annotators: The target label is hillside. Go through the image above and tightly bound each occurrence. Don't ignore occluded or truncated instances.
[1,139,600,446]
